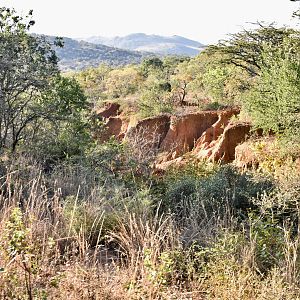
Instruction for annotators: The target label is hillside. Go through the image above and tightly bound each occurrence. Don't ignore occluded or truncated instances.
[46,36,153,71]
[80,33,206,56]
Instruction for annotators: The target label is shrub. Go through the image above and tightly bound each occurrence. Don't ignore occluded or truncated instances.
[138,87,174,118]
[198,165,274,213]
[249,213,285,273]
[162,165,274,223]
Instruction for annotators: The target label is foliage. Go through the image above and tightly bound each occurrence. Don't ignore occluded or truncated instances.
[140,57,164,77]
[205,24,300,152]
[249,213,285,272]
[2,6,300,300]
[0,207,53,299]
[143,248,195,288]
[0,7,88,156]
[138,85,174,118]
[85,138,137,179]
[0,7,35,34]
[198,165,273,211]
[245,37,300,143]
[63,195,118,246]
[201,62,250,105]
[70,64,112,106]
[105,66,142,98]
[207,24,298,76]
[29,114,91,167]
[3,208,31,258]
[0,8,57,152]
[162,165,274,222]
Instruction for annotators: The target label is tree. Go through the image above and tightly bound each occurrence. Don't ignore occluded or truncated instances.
[207,24,298,76]
[245,37,300,143]
[140,57,164,77]
[0,7,87,153]
[105,66,142,99]
[290,0,300,18]
[73,64,112,106]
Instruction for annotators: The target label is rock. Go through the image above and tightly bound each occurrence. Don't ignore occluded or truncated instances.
[193,110,236,153]
[125,115,170,150]
[198,122,252,163]
[160,109,239,160]
[96,102,121,118]
[160,112,219,157]
[92,105,254,167]
[155,119,251,171]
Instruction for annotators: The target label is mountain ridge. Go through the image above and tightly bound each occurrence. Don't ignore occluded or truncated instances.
[79,33,206,56]
[43,35,154,71]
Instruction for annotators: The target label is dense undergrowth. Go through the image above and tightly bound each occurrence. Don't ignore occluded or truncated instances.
[1,146,300,299]
[2,6,300,300]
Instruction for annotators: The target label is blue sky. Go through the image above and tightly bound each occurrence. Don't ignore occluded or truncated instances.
[1,0,299,44]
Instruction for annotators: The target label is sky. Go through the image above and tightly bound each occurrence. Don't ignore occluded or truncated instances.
[1,0,299,44]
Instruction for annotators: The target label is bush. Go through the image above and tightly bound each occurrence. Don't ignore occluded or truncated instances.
[63,196,118,246]
[198,165,274,213]
[249,213,285,273]
[138,86,174,118]
[162,165,274,223]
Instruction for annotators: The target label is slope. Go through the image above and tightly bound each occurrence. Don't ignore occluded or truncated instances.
[81,33,206,56]
[45,36,153,71]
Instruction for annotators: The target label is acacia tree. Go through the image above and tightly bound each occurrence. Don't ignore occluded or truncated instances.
[207,24,298,76]
[0,7,87,153]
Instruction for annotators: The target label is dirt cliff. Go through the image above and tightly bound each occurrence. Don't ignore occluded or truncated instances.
[94,105,255,169]
[159,112,219,158]
[199,122,252,163]
[125,115,170,150]
[99,117,129,142]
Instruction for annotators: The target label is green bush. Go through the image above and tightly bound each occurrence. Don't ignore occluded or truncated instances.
[249,213,285,273]
[63,196,118,246]
[162,165,274,223]
[198,165,274,212]
[138,86,174,118]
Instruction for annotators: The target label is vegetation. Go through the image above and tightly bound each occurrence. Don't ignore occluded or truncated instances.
[2,6,300,300]
[52,36,152,71]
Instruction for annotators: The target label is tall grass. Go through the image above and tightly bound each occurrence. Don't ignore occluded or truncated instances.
[0,156,300,299]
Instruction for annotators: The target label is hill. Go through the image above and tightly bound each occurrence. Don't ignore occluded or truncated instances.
[80,33,206,56]
[45,36,153,71]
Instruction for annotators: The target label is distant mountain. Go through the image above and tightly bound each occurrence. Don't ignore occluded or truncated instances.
[80,33,206,56]
[44,36,153,71]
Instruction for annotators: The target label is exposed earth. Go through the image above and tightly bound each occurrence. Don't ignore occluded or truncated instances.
[95,102,258,171]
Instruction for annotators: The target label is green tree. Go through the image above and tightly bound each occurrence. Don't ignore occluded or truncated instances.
[207,24,298,76]
[140,57,164,77]
[105,66,142,99]
[72,64,112,106]
[291,0,300,18]
[245,37,300,143]
[0,7,87,153]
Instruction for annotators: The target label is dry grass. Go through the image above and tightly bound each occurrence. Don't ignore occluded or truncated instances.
[0,158,300,299]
